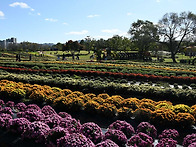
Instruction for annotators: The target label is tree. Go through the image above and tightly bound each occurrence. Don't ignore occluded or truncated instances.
[128,20,159,59]
[158,11,196,63]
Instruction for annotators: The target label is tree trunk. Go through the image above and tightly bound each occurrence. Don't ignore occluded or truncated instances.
[171,52,177,63]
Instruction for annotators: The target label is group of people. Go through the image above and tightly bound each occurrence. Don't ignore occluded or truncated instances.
[16,54,32,61]
[16,54,21,61]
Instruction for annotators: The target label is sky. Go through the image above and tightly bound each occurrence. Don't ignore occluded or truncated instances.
[0,0,196,44]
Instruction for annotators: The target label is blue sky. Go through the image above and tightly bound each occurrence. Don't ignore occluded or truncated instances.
[0,0,195,43]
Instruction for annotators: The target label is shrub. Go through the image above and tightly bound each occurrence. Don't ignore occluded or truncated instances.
[104,129,127,147]
[80,122,103,144]
[7,118,31,134]
[156,138,178,147]
[136,122,157,139]
[175,113,195,127]
[127,132,153,147]
[183,133,196,147]
[158,129,179,140]
[151,108,176,126]
[46,126,69,146]
[108,120,135,138]
[57,133,95,147]
[22,121,50,143]
[96,139,119,147]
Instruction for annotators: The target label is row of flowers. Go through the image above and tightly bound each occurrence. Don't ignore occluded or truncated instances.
[0,65,196,84]
[0,99,195,146]
[0,80,195,128]
[22,60,196,73]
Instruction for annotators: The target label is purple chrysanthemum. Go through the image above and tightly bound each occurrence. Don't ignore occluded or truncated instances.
[104,129,127,147]
[158,129,179,140]
[41,105,57,116]
[127,132,153,147]
[156,138,178,147]
[108,120,135,138]
[57,133,95,147]
[80,122,103,144]
[43,113,62,128]
[22,121,50,144]
[59,117,81,134]
[7,117,31,134]
[5,101,15,108]
[96,139,119,147]
[15,102,27,112]
[46,126,69,146]
[58,111,72,119]
[136,122,157,138]
[183,133,196,147]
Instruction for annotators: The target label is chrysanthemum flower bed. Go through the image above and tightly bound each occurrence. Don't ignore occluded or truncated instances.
[0,80,195,129]
[0,99,195,147]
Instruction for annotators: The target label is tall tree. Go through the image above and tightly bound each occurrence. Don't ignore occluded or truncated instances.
[158,11,196,63]
[128,20,159,59]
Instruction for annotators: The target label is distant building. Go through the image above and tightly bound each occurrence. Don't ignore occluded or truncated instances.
[0,37,17,49]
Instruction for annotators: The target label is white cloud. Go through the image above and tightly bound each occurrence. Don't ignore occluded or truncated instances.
[65,30,88,35]
[9,2,30,9]
[127,12,132,16]
[63,22,68,25]
[45,18,58,22]
[156,0,161,2]
[0,11,5,18]
[37,13,41,16]
[102,29,121,34]
[87,14,100,18]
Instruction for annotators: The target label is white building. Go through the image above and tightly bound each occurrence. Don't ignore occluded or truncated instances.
[0,37,17,49]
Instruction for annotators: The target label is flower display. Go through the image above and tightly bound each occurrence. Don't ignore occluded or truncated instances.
[58,111,72,119]
[156,138,178,147]
[7,117,31,134]
[155,102,173,110]
[5,101,15,108]
[92,97,105,104]
[59,117,81,133]
[0,99,5,106]
[120,98,140,111]
[175,113,195,127]
[139,102,156,111]
[127,132,153,147]
[15,102,27,112]
[172,104,193,114]
[80,122,103,144]
[158,129,179,140]
[188,142,196,147]
[41,105,57,116]
[97,93,110,99]
[151,108,176,126]
[104,129,127,147]
[84,100,100,114]
[26,104,41,111]
[46,126,69,146]
[0,113,12,128]
[96,139,119,147]
[56,133,95,147]
[133,108,152,122]
[183,133,196,147]
[17,109,45,122]
[136,122,157,138]
[98,103,117,117]
[1,107,14,115]
[108,120,135,138]
[43,113,62,128]
[22,121,50,143]
[105,95,124,109]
